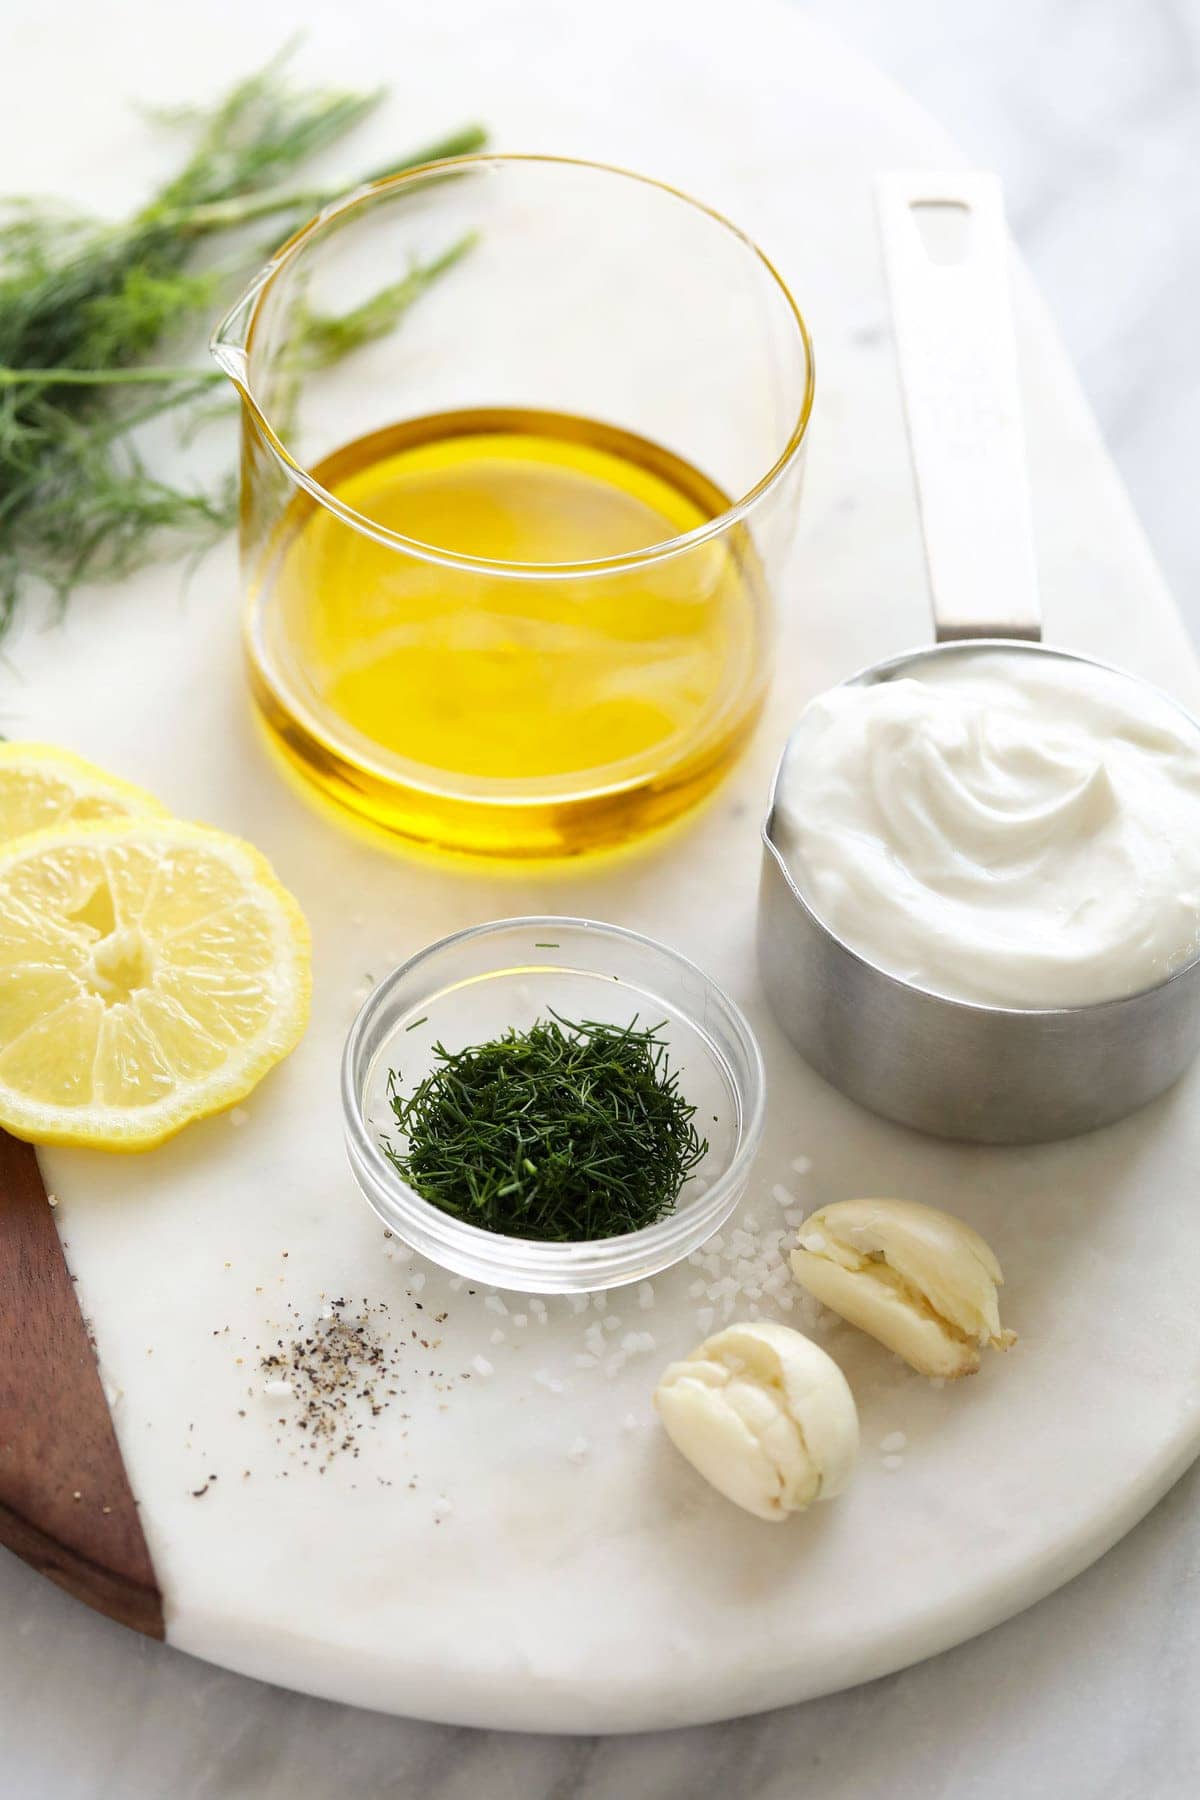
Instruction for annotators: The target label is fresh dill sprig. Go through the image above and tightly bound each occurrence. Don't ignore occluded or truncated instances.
[0,49,485,632]
[383,1013,710,1243]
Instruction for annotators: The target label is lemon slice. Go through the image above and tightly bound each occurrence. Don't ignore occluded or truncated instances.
[0,743,166,844]
[0,818,311,1150]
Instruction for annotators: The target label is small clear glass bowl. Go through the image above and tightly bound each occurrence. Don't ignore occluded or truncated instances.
[341,916,766,1292]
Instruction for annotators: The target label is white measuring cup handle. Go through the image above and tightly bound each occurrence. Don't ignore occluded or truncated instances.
[876,172,1042,643]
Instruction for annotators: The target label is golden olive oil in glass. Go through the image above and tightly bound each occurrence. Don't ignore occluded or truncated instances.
[246,409,767,857]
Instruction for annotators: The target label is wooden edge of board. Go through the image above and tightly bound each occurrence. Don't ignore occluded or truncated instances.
[0,1130,164,1641]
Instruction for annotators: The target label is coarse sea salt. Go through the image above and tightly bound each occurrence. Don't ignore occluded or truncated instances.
[409,1272,426,1293]
[263,1379,293,1398]
[471,1355,494,1378]
[484,1294,507,1316]
[881,1431,908,1454]
[882,1454,905,1472]
[637,1283,655,1310]
[489,1329,506,1346]
[567,1437,589,1463]
[772,1184,796,1208]
[432,1497,453,1521]
[791,1155,813,1175]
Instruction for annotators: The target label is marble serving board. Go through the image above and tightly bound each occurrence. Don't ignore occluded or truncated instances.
[5,0,1200,1736]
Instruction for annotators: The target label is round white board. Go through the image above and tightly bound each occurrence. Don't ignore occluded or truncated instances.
[9,0,1200,1734]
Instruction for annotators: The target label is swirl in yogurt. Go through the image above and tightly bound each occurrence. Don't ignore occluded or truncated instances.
[773,648,1200,1008]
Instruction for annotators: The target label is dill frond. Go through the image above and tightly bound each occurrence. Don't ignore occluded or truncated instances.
[0,50,485,630]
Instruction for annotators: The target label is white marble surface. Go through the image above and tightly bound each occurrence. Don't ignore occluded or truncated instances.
[4,0,1200,1792]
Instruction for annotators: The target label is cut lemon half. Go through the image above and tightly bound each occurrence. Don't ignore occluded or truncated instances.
[0,742,166,844]
[0,817,311,1150]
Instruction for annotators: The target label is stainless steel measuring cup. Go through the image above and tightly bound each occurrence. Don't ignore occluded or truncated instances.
[758,172,1200,1144]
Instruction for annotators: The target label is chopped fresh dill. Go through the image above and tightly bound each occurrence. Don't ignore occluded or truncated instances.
[404,1016,429,1032]
[0,47,485,632]
[533,942,560,948]
[383,1012,709,1242]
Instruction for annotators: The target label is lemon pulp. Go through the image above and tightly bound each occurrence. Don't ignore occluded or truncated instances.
[0,818,311,1149]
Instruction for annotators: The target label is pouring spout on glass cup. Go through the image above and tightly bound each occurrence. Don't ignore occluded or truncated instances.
[759,172,1200,1145]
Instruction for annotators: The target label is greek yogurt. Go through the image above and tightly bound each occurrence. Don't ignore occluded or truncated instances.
[773,648,1200,1008]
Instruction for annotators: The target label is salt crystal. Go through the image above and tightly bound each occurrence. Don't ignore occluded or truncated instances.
[771,1184,795,1208]
[409,1273,426,1293]
[637,1283,655,1311]
[570,1295,590,1314]
[386,1244,413,1264]
[471,1355,494,1377]
[707,1234,725,1254]
[882,1454,904,1472]
[742,1214,760,1231]
[512,1314,528,1329]
[431,1497,453,1520]
[484,1295,508,1316]
[881,1431,908,1454]
[621,1413,639,1432]
[791,1155,813,1175]
[688,1280,707,1300]
[533,1369,562,1392]
[263,1379,293,1398]
[489,1329,506,1346]
[574,1353,598,1369]
[230,1108,249,1128]
[529,1298,548,1318]
[748,1303,761,1319]
[604,1353,627,1378]
[695,1307,715,1333]
[784,1209,806,1227]
[448,1277,465,1293]
[103,1382,122,1407]
[593,1294,608,1313]
[567,1437,589,1463]
[620,1332,641,1354]
[602,1315,621,1334]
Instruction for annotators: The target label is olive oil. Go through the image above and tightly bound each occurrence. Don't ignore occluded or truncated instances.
[246,409,767,857]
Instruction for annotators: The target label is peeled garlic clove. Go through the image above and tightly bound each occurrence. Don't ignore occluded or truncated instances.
[790,1197,1016,1380]
[653,1320,859,1521]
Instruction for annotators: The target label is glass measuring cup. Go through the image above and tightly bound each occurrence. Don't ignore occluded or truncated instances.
[211,155,814,858]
